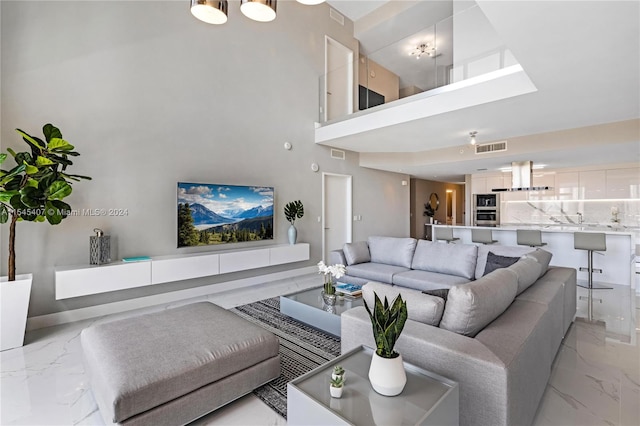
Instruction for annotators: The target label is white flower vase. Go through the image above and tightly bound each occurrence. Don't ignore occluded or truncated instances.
[368,352,407,396]
[1,274,33,351]
[288,224,297,245]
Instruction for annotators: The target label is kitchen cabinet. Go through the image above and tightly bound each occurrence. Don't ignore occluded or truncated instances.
[486,176,503,192]
[579,170,606,199]
[555,172,580,200]
[471,177,487,194]
[606,168,640,199]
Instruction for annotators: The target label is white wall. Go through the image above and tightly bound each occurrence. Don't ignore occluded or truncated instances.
[0,1,410,317]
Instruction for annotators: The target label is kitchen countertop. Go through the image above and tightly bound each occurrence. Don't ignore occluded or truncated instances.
[435,223,639,237]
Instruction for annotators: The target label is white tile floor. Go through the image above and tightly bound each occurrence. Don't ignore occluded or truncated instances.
[1,274,638,426]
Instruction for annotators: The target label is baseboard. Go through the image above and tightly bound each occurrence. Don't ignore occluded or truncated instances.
[26,266,317,331]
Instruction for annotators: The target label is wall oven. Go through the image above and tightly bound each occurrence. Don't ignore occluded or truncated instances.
[474,193,500,227]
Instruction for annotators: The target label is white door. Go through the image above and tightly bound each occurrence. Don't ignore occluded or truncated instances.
[324,36,354,122]
[323,173,352,262]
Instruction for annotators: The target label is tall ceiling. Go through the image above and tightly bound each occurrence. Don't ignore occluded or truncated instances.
[324,1,640,182]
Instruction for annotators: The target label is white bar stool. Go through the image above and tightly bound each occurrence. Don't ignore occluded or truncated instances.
[434,227,459,244]
[516,229,547,247]
[471,228,498,245]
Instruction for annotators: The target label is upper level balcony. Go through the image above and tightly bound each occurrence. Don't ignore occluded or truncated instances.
[315,3,537,152]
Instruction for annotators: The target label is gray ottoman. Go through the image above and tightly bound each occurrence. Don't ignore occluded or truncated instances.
[81,302,281,425]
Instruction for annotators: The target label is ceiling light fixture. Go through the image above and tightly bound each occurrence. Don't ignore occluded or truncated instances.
[190,0,228,25]
[469,131,478,145]
[410,43,437,59]
[295,0,326,5]
[240,0,277,22]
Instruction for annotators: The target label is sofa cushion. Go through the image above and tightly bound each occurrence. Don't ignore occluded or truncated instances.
[422,288,450,301]
[411,240,478,279]
[392,270,471,292]
[475,245,535,279]
[522,248,553,278]
[439,268,518,337]
[343,241,371,265]
[345,263,410,284]
[362,281,445,326]
[508,258,543,295]
[483,251,520,275]
[367,236,417,268]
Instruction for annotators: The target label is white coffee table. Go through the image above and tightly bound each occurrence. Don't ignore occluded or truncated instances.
[280,287,364,336]
[287,345,459,425]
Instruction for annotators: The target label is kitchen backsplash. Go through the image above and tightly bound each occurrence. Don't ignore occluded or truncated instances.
[501,200,640,228]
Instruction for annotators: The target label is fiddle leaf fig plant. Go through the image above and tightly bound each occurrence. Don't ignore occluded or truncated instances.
[0,124,91,281]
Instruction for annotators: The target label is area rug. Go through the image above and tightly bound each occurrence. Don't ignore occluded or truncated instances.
[230,297,341,419]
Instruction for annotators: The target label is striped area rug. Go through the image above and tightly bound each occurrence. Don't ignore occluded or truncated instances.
[230,297,341,419]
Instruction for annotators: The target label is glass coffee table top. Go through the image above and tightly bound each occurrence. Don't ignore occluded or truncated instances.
[283,286,364,315]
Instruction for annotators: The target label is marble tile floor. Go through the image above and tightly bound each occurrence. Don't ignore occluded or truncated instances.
[1,275,638,426]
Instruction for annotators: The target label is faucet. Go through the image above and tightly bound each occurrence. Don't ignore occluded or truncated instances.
[577,212,583,224]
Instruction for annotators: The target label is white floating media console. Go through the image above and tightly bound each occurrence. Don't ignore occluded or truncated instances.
[55,243,310,300]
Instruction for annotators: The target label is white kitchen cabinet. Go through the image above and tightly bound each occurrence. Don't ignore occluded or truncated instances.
[528,172,555,200]
[555,172,580,200]
[486,176,503,192]
[606,168,640,199]
[471,177,487,194]
[579,170,606,199]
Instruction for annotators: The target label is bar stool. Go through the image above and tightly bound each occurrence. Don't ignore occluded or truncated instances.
[471,228,498,245]
[434,227,459,244]
[574,232,611,320]
[516,230,547,247]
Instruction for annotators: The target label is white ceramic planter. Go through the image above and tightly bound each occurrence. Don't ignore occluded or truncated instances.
[330,385,343,398]
[1,274,32,351]
[368,351,407,396]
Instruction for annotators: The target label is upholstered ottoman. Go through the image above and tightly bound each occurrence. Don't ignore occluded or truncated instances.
[81,302,280,425]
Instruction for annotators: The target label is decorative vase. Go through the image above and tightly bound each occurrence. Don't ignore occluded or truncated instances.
[322,290,337,306]
[1,274,33,351]
[330,385,343,398]
[368,351,407,396]
[288,224,297,245]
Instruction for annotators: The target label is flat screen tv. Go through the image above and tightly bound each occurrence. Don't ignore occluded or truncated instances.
[177,182,274,247]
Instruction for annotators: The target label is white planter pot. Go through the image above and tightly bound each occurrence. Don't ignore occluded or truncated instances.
[1,274,32,351]
[330,385,343,398]
[368,351,407,396]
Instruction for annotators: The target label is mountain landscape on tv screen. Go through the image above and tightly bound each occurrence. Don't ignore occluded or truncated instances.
[177,183,274,247]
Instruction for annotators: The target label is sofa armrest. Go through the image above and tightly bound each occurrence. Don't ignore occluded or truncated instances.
[329,249,347,265]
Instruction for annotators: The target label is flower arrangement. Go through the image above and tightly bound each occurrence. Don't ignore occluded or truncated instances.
[317,261,346,295]
[611,206,620,223]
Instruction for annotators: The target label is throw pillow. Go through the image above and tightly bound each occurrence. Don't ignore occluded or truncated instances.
[343,241,371,265]
[483,251,520,276]
[422,288,450,302]
[362,282,445,326]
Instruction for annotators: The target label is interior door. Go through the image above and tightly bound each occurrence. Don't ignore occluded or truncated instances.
[322,173,352,262]
[325,36,354,122]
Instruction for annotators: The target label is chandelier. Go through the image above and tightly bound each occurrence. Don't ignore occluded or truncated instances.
[410,43,437,59]
[190,0,326,25]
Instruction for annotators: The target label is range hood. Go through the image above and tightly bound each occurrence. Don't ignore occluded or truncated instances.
[491,161,552,192]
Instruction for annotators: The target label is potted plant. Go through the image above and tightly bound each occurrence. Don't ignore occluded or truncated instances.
[0,124,90,351]
[364,292,408,396]
[284,200,304,245]
[332,365,346,383]
[317,261,345,306]
[329,375,344,398]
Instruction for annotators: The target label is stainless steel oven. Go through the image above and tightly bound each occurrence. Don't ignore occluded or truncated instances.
[474,194,500,226]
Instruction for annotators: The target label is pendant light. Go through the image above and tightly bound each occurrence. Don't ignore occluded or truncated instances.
[190,0,228,25]
[240,0,277,22]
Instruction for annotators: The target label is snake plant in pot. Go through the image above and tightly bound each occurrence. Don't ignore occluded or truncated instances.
[0,124,91,351]
[364,292,408,396]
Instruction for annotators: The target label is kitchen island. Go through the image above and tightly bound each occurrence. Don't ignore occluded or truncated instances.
[432,224,637,290]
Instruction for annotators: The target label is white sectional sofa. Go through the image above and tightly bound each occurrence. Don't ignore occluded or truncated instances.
[333,236,577,426]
